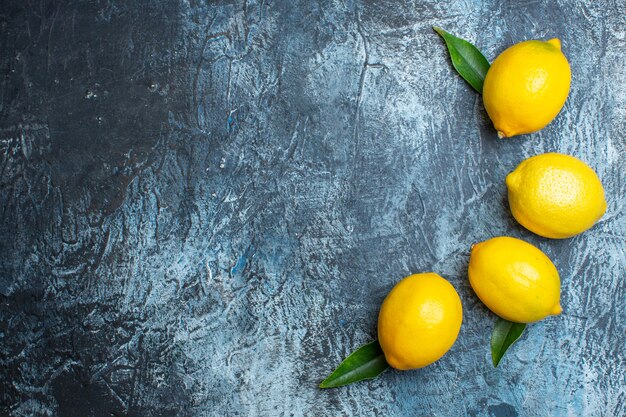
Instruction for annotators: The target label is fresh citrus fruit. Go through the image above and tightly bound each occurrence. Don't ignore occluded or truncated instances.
[506,153,606,239]
[468,236,562,323]
[377,273,462,370]
[483,38,571,138]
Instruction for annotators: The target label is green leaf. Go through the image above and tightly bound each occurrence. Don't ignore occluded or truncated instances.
[491,317,526,367]
[433,26,490,93]
[319,340,389,388]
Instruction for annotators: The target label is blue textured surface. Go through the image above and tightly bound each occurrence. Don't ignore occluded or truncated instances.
[1,1,624,416]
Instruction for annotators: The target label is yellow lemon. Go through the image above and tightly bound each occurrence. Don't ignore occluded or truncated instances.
[483,38,571,138]
[468,237,562,323]
[378,273,462,370]
[506,153,606,239]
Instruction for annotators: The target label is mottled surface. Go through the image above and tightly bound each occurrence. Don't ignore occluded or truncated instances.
[1,1,624,416]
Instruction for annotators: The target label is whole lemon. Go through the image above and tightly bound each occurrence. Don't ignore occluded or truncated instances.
[377,273,462,370]
[468,237,562,323]
[483,38,571,138]
[506,153,607,239]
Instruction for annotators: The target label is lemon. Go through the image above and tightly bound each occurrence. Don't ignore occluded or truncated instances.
[377,273,462,370]
[506,153,606,239]
[483,38,571,138]
[468,237,562,323]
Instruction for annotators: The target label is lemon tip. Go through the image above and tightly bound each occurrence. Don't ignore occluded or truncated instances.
[505,172,518,189]
[551,304,563,316]
[546,38,562,50]
[470,242,482,252]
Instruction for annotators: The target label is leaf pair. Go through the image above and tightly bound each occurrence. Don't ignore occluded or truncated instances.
[319,318,526,389]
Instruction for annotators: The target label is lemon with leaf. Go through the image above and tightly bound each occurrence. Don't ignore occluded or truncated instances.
[483,38,571,138]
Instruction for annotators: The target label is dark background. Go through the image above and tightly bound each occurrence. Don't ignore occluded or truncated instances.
[1,1,624,416]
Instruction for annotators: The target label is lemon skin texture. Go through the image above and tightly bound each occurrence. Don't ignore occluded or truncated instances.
[468,236,562,323]
[377,273,463,370]
[507,153,607,239]
[483,39,571,138]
